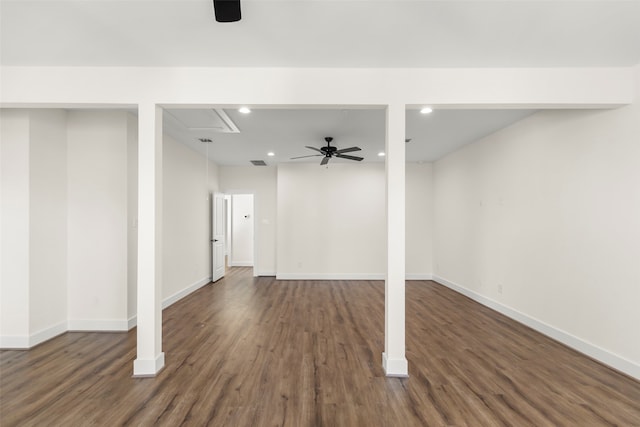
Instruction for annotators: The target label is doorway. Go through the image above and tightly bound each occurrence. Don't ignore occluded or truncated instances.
[227,193,255,269]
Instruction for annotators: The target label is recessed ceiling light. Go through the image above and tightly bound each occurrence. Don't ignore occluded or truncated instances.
[238,107,251,114]
[378,152,386,157]
[420,107,433,114]
[267,152,275,157]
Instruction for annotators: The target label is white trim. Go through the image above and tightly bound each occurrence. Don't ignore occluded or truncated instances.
[133,352,165,377]
[67,319,129,331]
[162,276,211,309]
[128,315,137,330]
[128,277,212,329]
[30,321,67,347]
[275,273,434,281]
[382,352,409,377]
[406,274,433,281]
[9,277,214,344]
[257,271,276,277]
[227,261,253,267]
[433,275,640,380]
[276,273,385,281]
[0,335,30,349]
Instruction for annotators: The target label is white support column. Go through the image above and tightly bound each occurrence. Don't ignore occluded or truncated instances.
[133,103,164,376]
[383,103,408,377]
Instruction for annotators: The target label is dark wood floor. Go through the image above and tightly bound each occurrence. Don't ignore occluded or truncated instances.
[1,267,639,426]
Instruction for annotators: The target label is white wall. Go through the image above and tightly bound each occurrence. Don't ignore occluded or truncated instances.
[67,110,129,330]
[127,113,138,323]
[433,74,640,377]
[230,194,254,266]
[0,110,31,345]
[276,162,433,279]
[219,166,277,276]
[28,110,67,336]
[2,108,219,343]
[162,134,217,303]
[0,110,68,346]
[277,163,386,279]
[406,162,433,279]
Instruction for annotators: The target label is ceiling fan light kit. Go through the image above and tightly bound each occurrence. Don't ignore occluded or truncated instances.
[213,0,241,23]
[291,137,364,166]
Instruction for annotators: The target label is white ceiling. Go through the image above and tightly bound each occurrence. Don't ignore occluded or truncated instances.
[2,0,637,164]
[164,107,535,165]
[2,0,639,68]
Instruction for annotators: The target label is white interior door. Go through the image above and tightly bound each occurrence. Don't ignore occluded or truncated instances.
[212,192,225,282]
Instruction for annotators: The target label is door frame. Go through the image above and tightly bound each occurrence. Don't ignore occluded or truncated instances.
[211,192,226,282]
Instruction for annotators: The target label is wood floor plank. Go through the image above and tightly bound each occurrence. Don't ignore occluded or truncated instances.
[1,268,639,426]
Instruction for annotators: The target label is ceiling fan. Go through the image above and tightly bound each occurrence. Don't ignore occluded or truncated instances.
[291,137,364,166]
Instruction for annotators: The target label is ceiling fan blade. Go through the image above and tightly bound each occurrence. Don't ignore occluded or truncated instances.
[291,154,322,159]
[320,156,330,166]
[305,146,324,154]
[334,146,361,154]
[336,154,364,161]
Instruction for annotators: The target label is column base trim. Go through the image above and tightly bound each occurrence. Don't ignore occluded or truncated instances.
[382,352,409,377]
[133,352,165,377]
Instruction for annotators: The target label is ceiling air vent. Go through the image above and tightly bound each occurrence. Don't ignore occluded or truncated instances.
[250,160,267,166]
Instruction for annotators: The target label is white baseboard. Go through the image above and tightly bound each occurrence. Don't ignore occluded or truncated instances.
[162,276,211,309]
[30,321,67,347]
[406,274,433,281]
[1,277,214,348]
[1,321,67,349]
[228,261,253,267]
[125,277,212,329]
[67,319,129,331]
[275,273,434,281]
[0,335,30,349]
[433,275,640,380]
[276,273,385,281]
[257,271,276,277]
[382,352,409,377]
[128,315,137,330]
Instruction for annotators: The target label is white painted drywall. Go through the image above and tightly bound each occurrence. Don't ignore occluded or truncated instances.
[28,110,68,335]
[230,194,254,266]
[67,110,129,329]
[0,110,31,344]
[406,162,433,278]
[277,163,386,278]
[276,162,433,279]
[162,134,214,300]
[0,67,633,108]
[224,195,232,256]
[219,166,277,276]
[127,113,138,323]
[433,74,640,375]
